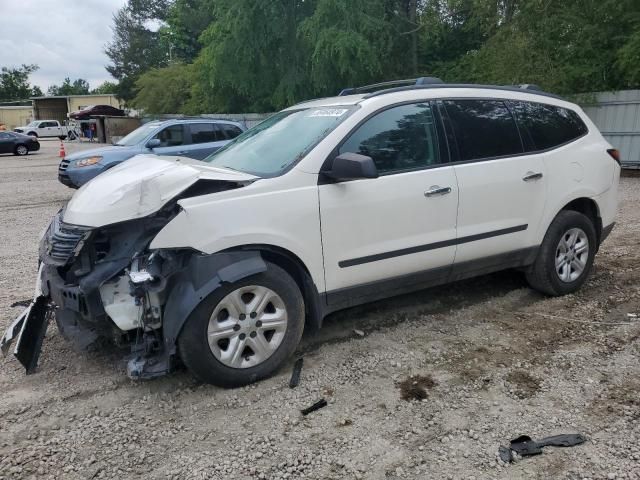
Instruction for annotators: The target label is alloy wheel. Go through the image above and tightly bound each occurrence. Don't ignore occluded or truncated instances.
[555,227,589,283]
[207,285,288,369]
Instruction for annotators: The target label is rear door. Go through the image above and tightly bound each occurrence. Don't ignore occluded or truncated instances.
[441,99,547,272]
[184,123,226,159]
[319,101,459,306]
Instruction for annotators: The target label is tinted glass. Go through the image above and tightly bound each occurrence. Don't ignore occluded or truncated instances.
[339,103,440,174]
[511,101,588,151]
[189,123,217,144]
[222,124,243,139]
[206,107,355,177]
[0,133,10,140]
[443,100,522,161]
[153,124,185,147]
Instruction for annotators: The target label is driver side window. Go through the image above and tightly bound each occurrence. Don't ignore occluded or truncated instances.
[153,125,185,147]
[339,103,440,174]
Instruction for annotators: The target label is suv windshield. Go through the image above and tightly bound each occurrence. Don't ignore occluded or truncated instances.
[116,123,161,146]
[204,106,356,177]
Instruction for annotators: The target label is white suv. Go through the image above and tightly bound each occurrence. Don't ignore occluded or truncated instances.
[2,79,620,387]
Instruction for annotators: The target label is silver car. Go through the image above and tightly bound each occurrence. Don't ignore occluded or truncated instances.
[58,119,245,188]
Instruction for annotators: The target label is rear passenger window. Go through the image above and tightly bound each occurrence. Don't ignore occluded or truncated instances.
[189,123,217,144]
[443,100,523,161]
[339,103,440,174]
[511,102,588,151]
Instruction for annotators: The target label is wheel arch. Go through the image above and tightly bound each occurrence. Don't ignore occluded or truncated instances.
[162,246,324,357]
[559,197,603,247]
[230,244,325,331]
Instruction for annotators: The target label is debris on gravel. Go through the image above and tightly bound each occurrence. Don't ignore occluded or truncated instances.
[1,144,639,479]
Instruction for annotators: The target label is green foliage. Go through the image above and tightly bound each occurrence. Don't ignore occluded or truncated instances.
[115,0,640,113]
[132,63,195,114]
[0,64,42,101]
[47,77,90,96]
[160,0,216,62]
[105,2,171,103]
[91,81,119,95]
[431,0,640,94]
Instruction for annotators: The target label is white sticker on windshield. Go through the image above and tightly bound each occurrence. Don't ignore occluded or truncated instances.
[306,108,348,117]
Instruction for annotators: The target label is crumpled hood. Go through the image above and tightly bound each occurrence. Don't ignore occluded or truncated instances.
[63,155,258,227]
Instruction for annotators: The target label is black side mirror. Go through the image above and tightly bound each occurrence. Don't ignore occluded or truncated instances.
[147,138,161,149]
[322,152,378,181]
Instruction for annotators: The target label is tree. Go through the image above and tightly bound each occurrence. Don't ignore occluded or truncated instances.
[132,63,195,114]
[47,77,90,96]
[160,0,217,63]
[430,0,640,94]
[0,64,42,101]
[91,81,119,94]
[105,1,172,102]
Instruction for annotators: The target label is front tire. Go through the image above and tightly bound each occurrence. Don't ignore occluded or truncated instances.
[14,144,29,156]
[526,210,597,296]
[178,262,305,387]
[27,131,37,138]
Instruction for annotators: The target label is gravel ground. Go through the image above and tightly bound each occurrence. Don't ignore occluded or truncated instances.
[1,141,639,480]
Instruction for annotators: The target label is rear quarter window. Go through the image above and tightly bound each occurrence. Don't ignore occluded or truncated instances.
[511,101,588,151]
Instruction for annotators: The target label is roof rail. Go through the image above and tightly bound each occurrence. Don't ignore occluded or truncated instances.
[508,84,544,92]
[359,82,562,100]
[338,77,443,96]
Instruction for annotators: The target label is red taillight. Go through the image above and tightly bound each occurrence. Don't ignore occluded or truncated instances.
[607,148,621,165]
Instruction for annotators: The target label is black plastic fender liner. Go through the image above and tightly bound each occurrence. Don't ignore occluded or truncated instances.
[162,251,267,353]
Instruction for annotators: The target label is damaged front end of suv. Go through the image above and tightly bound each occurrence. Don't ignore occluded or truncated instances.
[1,155,261,379]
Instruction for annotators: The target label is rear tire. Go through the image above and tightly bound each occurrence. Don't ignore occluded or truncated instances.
[178,262,305,387]
[526,210,597,296]
[14,144,29,156]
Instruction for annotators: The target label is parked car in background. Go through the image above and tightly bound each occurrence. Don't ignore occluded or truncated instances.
[2,79,620,387]
[58,118,245,188]
[14,120,71,139]
[0,131,40,156]
[69,105,125,120]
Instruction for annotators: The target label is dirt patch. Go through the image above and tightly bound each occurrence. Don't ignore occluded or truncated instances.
[506,370,542,399]
[398,374,437,401]
[0,146,639,479]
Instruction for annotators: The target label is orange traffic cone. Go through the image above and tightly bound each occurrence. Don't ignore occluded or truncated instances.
[59,140,66,158]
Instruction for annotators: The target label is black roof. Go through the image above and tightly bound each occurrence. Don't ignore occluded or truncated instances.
[339,77,563,101]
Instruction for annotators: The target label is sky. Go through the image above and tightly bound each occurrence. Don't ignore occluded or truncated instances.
[0,0,129,92]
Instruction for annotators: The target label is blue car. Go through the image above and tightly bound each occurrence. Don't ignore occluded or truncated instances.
[58,119,245,188]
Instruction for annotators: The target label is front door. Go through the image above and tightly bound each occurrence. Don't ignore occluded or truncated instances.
[150,124,189,156]
[319,102,459,307]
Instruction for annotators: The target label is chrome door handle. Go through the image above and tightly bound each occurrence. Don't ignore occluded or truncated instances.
[424,185,452,197]
[522,171,543,182]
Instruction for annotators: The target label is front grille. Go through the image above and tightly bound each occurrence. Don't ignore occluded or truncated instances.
[41,214,92,265]
[59,158,70,173]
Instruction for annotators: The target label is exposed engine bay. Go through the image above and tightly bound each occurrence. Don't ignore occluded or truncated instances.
[1,171,267,379]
